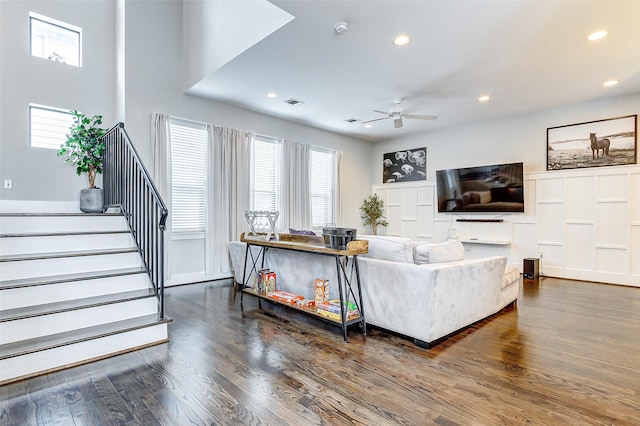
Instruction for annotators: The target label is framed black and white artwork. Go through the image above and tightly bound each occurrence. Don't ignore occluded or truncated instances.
[547,115,637,170]
[382,147,427,183]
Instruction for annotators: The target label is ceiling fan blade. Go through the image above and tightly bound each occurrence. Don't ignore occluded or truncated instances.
[372,109,389,115]
[403,104,421,114]
[394,117,403,128]
[405,114,437,120]
[362,116,391,124]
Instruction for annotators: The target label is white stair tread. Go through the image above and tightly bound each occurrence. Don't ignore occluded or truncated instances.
[0,314,171,360]
[0,289,156,322]
[0,230,130,238]
[0,267,147,290]
[0,247,137,262]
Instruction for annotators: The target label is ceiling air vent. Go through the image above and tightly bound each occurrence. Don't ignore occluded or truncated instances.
[284,98,305,106]
[345,118,359,123]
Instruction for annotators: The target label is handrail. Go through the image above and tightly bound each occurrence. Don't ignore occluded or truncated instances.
[102,123,168,319]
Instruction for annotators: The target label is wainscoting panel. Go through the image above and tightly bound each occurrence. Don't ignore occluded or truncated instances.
[565,223,595,271]
[373,165,640,286]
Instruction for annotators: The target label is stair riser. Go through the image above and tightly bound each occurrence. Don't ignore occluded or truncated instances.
[0,216,129,233]
[0,297,159,345]
[0,323,168,384]
[0,233,136,256]
[0,274,151,310]
[0,252,143,280]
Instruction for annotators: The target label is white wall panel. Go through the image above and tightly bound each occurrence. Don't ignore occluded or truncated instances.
[387,205,401,236]
[538,203,564,243]
[512,223,537,267]
[565,224,594,271]
[631,173,640,223]
[631,226,640,276]
[417,185,433,205]
[596,248,627,275]
[597,174,627,200]
[538,244,564,269]
[596,202,628,247]
[416,205,433,239]
[566,176,595,221]
[538,178,564,201]
[401,187,418,219]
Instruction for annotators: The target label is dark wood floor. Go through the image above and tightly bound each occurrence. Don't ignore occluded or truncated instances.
[2,276,639,425]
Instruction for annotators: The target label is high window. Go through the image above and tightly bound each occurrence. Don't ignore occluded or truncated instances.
[30,12,81,67]
[310,148,336,228]
[29,104,74,149]
[250,136,281,212]
[169,118,208,236]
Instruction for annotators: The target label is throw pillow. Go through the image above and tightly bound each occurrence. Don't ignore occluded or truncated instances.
[414,239,465,264]
[289,228,316,236]
[359,235,415,263]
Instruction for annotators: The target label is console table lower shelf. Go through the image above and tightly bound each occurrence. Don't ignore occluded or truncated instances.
[241,288,365,329]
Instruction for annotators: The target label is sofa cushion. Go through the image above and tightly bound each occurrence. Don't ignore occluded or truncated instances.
[414,239,465,264]
[359,235,415,263]
[502,264,520,289]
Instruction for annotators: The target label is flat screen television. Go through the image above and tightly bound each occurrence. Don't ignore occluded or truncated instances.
[436,162,524,213]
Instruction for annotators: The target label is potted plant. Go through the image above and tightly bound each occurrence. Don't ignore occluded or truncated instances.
[359,194,388,235]
[58,110,107,213]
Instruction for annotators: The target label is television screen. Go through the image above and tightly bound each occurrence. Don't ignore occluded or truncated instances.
[436,162,524,213]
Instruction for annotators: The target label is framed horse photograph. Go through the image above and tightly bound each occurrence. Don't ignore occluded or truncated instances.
[547,115,637,170]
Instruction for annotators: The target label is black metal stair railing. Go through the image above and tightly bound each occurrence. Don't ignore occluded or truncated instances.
[102,123,168,319]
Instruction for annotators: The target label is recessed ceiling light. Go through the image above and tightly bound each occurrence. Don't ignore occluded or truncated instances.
[478,95,491,102]
[266,92,277,98]
[393,34,410,46]
[587,31,608,41]
[603,80,619,87]
[364,124,373,128]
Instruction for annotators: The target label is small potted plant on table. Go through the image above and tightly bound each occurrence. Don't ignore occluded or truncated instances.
[360,194,388,235]
[58,110,107,213]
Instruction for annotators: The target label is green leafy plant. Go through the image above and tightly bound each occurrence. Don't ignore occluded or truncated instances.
[58,111,106,188]
[360,194,388,235]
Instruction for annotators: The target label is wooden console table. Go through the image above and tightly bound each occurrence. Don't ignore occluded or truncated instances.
[239,233,368,341]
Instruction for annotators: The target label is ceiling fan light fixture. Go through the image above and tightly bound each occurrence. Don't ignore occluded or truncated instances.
[587,30,608,41]
[393,34,410,46]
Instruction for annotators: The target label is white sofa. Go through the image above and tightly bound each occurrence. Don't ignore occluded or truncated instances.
[227,235,520,348]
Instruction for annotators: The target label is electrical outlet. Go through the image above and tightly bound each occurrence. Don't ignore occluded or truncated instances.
[3,179,12,190]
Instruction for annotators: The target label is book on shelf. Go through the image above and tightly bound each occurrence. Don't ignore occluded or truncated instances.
[316,308,360,322]
[267,290,304,304]
[316,299,357,315]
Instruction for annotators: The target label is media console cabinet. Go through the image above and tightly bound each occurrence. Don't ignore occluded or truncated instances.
[239,233,368,341]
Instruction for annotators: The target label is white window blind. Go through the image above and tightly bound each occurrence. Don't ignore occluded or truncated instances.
[251,136,281,212]
[30,12,81,67]
[310,148,335,228]
[29,104,74,149]
[169,119,208,235]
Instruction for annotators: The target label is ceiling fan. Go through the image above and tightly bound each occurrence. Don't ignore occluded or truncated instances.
[362,98,437,128]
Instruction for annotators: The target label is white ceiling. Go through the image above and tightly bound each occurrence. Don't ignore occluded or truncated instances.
[185,0,640,142]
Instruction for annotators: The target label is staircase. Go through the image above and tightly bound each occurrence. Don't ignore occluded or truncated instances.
[0,211,171,384]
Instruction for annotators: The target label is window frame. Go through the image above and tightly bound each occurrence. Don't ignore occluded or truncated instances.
[250,135,282,215]
[29,103,74,150]
[309,146,336,230]
[169,117,208,239]
[29,11,82,67]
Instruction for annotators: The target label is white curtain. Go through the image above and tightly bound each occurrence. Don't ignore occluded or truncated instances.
[281,139,311,230]
[206,125,253,275]
[151,113,172,280]
[334,149,343,226]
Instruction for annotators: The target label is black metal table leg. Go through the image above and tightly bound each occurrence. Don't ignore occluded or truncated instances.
[335,255,348,342]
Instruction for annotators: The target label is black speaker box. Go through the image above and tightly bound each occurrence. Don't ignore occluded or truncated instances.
[523,258,539,279]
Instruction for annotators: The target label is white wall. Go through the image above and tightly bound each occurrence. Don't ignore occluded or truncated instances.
[371,92,640,286]
[123,1,372,283]
[0,0,116,202]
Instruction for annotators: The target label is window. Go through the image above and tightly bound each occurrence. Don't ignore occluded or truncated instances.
[30,12,81,67]
[29,104,74,149]
[250,136,281,212]
[169,118,208,236]
[310,148,335,228]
